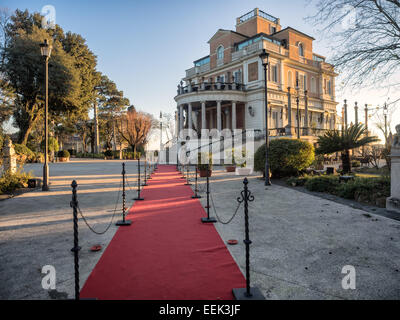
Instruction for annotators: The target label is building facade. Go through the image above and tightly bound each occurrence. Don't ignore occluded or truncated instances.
[174,8,339,143]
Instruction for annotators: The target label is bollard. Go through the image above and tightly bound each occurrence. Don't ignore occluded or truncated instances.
[201,164,217,224]
[143,159,148,186]
[181,164,186,179]
[232,178,265,300]
[70,180,80,300]
[147,161,152,180]
[134,158,144,201]
[116,163,132,226]
[185,164,192,186]
[192,165,201,199]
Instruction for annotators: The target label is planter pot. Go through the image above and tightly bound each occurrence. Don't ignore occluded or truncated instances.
[58,157,69,162]
[199,169,212,178]
[226,166,236,173]
[236,168,252,176]
[106,156,113,160]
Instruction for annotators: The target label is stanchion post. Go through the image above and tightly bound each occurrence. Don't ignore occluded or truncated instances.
[233,178,265,300]
[134,157,144,201]
[147,160,152,180]
[201,164,217,224]
[70,180,80,300]
[192,164,201,199]
[117,163,132,226]
[185,164,192,186]
[143,159,148,186]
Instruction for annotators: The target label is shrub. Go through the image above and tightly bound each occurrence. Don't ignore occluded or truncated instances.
[14,144,35,163]
[104,150,113,158]
[351,160,361,168]
[33,152,44,163]
[0,170,33,194]
[68,149,77,156]
[255,139,315,177]
[57,150,70,158]
[304,175,340,193]
[336,177,390,203]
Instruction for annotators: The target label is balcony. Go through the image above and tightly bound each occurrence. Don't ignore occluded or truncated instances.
[185,62,211,78]
[177,81,246,96]
[232,38,286,62]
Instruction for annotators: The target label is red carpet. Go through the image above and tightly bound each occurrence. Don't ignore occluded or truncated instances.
[80,165,245,300]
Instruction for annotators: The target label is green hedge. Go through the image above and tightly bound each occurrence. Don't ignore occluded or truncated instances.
[255,139,315,177]
[287,175,390,207]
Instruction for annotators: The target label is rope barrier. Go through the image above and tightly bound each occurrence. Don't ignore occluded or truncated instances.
[76,179,122,235]
[209,185,242,225]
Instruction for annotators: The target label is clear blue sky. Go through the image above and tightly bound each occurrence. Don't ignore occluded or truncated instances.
[2,0,398,139]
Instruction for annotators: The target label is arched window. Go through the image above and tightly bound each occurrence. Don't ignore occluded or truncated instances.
[217,46,224,60]
[298,43,304,57]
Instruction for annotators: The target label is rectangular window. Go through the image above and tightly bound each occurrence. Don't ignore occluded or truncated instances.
[248,62,259,82]
[272,65,278,82]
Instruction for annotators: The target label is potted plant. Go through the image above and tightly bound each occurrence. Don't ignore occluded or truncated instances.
[104,150,113,160]
[235,150,252,176]
[57,150,70,162]
[198,152,212,177]
[225,148,236,172]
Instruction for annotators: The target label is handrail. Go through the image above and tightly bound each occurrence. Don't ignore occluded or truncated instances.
[181,129,262,156]
[177,82,246,95]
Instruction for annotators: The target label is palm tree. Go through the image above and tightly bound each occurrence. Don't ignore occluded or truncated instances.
[316,124,379,173]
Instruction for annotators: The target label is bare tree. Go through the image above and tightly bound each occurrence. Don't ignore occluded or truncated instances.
[307,0,400,104]
[117,109,154,155]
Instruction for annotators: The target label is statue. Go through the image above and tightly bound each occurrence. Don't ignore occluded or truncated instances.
[2,137,17,174]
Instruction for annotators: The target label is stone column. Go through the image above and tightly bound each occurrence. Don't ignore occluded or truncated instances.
[217,101,222,132]
[201,101,206,131]
[2,138,17,174]
[188,103,192,130]
[285,87,295,136]
[232,102,237,130]
[179,105,184,132]
[387,124,400,213]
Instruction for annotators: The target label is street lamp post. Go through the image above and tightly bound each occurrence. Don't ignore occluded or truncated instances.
[40,39,52,191]
[383,102,388,147]
[259,49,271,186]
[296,78,300,139]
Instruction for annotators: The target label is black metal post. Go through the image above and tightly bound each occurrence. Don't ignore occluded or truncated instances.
[201,164,216,224]
[42,55,50,191]
[134,158,144,201]
[147,161,152,180]
[233,178,264,300]
[185,164,192,186]
[181,164,186,179]
[117,163,132,226]
[143,159,148,186]
[70,180,80,300]
[260,50,271,187]
[192,165,201,199]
